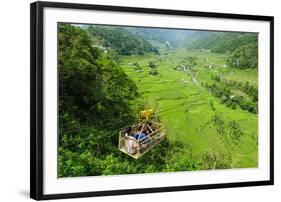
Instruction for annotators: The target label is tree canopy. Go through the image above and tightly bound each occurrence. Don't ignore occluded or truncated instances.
[58,24,140,176]
[187,32,258,69]
[87,25,159,55]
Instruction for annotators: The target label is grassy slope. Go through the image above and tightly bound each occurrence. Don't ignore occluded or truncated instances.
[119,49,258,168]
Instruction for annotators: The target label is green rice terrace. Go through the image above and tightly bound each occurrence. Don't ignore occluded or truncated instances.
[58,24,258,177]
[120,49,258,167]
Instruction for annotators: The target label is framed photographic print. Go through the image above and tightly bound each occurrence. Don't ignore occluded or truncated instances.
[30,1,274,200]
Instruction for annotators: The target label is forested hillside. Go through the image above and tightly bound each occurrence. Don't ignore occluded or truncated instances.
[186,32,258,69]
[58,24,208,177]
[58,24,139,176]
[126,28,258,69]
[58,23,258,177]
[87,25,159,55]
[127,27,200,48]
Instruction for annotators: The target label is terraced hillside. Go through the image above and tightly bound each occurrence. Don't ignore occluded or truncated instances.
[120,49,258,168]
[58,24,259,177]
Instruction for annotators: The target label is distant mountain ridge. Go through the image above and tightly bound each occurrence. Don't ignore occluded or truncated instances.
[126,27,207,48]
[186,32,258,54]
[87,25,159,55]
[85,24,257,69]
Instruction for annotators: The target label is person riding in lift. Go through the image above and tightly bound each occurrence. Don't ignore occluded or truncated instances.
[134,124,149,142]
[124,127,137,155]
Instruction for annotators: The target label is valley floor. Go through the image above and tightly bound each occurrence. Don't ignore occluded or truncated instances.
[120,49,258,168]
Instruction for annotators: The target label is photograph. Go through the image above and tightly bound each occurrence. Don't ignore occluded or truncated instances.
[0,0,278,200]
[58,23,259,178]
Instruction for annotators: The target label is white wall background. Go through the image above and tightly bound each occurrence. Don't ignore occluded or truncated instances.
[0,0,279,201]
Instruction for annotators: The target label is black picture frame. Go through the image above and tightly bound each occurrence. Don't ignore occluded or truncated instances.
[30,1,274,200]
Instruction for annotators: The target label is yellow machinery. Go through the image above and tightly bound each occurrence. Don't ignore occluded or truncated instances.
[118,109,166,159]
[139,109,154,120]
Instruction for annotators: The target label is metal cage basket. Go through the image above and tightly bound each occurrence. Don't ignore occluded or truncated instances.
[118,122,166,159]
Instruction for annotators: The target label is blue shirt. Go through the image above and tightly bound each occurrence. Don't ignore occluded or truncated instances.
[134,133,147,141]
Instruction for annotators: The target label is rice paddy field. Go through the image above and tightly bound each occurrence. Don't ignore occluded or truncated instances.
[120,49,258,168]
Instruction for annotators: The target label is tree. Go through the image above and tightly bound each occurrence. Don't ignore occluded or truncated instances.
[228,120,244,143]
[149,69,159,76]
[186,56,197,69]
[226,43,258,69]
[148,61,157,69]
[58,24,139,177]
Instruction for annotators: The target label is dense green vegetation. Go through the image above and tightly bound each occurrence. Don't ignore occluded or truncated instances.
[202,74,258,113]
[186,32,258,69]
[226,42,258,69]
[58,23,258,177]
[87,25,159,55]
[58,24,139,176]
[187,33,256,52]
